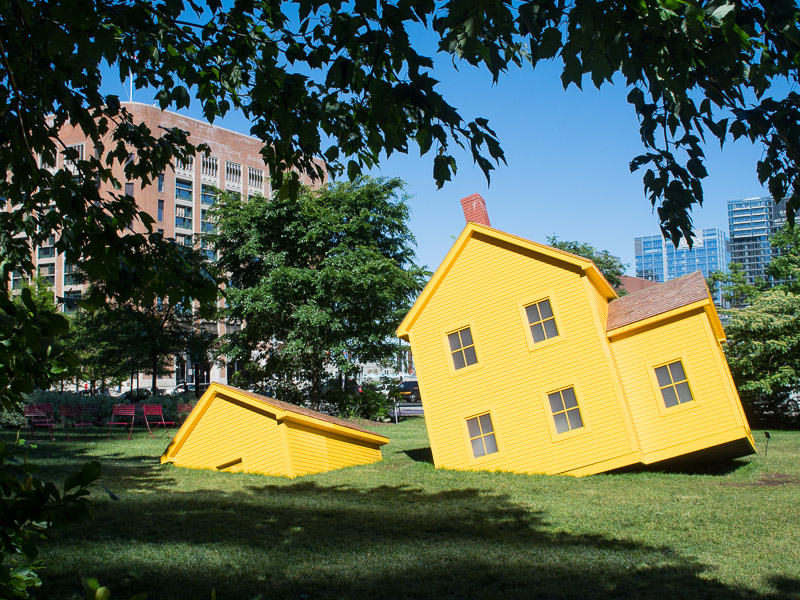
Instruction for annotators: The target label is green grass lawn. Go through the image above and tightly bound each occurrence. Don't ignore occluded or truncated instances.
[12,419,800,600]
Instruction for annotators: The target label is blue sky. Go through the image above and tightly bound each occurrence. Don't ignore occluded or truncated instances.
[105,54,769,275]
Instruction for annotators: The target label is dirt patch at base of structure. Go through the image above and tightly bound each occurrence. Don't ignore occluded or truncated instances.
[723,473,800,487]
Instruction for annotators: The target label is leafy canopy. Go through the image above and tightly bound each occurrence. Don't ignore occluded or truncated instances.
[546,236,628,294]
[4,0,800,408]
[209,177,427,408]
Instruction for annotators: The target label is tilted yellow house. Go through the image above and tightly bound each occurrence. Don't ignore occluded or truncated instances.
[397,223,755,476]
[161,383,389,477]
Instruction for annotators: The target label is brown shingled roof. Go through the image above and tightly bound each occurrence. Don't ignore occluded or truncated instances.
[219,384,389,441]
[607,271,710,332]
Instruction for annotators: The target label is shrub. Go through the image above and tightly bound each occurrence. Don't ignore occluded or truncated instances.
[331,383,393,421]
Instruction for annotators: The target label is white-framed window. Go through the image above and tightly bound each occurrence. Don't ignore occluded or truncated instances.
[225,161,242,190]
[248,167,264,196]
[201,155,219,182]
[175,178,193,201]
[64,143,84,174]
[38,263,55,286]
[175,205,193,230]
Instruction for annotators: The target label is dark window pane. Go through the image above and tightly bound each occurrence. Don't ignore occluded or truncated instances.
[479,413,493,434]
[526,304,541,324]
[553,412,570,434]
[544,319,559,339]
[548,392,564,414]
[471,438,486,458]
[661,386,679,408]
[466,417,481,438]
[483,433,498,454]
[453,351,466,370]
[567,408,584,430]
[463,346,478,366]
[562,387,578,409]
[448,332,461,352]
[460,327,473,347]
[531,322,546,343]
[539,299,553,319]
[669,361,686,383]
[675,382,693,404]
[655,365,672,387]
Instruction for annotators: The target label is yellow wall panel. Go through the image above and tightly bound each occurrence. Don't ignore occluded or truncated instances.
[172,396,287,476]
[412,234,631,475]
[610,312,743,459]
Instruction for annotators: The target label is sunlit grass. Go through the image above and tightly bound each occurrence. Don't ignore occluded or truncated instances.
[11,421,800,600]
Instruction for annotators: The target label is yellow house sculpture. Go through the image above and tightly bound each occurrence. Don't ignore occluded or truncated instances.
[397,223,755,476]
[161,383,389,477]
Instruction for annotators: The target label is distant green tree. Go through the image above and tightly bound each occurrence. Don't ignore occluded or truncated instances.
[67,307,129,393]
[546,236,628,295]
[766,224,800,293]
[724,290,800,426]
[209,177,427,409]
[706,263,762,308]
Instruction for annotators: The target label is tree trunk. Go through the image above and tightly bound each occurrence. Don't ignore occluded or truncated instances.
[151,350,159,396]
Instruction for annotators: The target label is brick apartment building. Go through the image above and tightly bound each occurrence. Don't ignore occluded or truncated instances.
[25,101,324,389]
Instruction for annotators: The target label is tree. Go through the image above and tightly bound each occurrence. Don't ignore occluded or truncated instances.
[723,289,800,426]
[706,263,762,308]
[4,0,800,410]
[546,236,628,294]
[209,177,427,409]
[766,223,800,292]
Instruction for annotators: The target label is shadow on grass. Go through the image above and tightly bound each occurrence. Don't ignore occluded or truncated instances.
[404,446,434,464]
[615,458,752,477]
[35,479,800,600]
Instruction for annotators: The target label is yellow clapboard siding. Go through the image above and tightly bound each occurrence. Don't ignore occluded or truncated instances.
[161,384,388,478]
[399,223,753,477]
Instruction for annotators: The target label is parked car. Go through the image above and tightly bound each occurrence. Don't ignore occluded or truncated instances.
[171,382,211,396]
[120,388,151,401]
[397,380,421,403]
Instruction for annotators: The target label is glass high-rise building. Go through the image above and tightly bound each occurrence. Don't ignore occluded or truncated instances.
[634,228,730,306]
[728,196,786,285]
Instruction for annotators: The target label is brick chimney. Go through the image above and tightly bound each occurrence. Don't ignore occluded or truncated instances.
[460,193,491,227]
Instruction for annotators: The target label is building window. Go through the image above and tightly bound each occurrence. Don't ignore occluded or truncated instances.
[175,205,193,230]
[37,235,56,259]
[466,413,498,458]
[175,178,192,202]
[175,233,192,247]
[38,263,55,287]
[200,238,216,261]
[157,199,164,222]
[11,271,25,290]
[157,173,164,192]
[524,298,558,343]
[447,327,477,370]
[64,262,82,286]
[64,143,84,173]
[225,161,242,187]
[201,155,219,181]
[124,182,134,197]
[655,361,694,408]
[62,291,81,314]
[201,184,216,206]
[201,209,214,233]
[248,167,264,196]
[547,387,584,434]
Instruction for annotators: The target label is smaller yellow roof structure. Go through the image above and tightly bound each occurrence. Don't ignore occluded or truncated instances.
[161,383,389,478]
